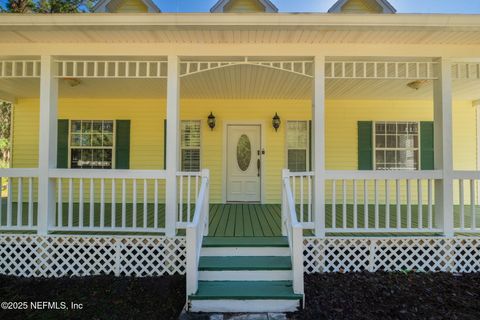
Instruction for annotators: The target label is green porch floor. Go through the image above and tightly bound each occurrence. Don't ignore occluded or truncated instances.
[0,202,479,237]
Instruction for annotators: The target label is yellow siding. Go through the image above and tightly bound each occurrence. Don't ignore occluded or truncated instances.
[340,0,381,14]
[223,0,265,13]
[11,98,477,204]
[112,0,148,13]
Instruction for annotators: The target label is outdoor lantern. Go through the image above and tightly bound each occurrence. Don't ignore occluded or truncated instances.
[272,113,281,132]
[207,112,216,130]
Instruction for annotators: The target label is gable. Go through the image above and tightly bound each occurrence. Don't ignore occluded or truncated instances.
[94,0,161,13]
[328,0,396,14]
[211,0,278,13]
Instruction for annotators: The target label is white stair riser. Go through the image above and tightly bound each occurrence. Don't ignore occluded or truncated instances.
[199,270,292,281]
[201,247,290,257]
[189,299,300,313]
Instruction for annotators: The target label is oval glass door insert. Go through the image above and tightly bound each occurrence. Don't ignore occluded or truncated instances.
[237,134,252,171]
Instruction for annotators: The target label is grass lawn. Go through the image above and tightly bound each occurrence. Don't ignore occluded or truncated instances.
[293,272,480,320]
[0,275,185,320]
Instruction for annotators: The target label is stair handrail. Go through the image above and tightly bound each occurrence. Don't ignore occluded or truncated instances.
[186,169,210,297]
[282,169,305,296]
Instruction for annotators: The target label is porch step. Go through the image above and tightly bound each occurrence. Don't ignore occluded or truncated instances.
[199,256,292,271]
[190,281,302,300]
[202,236,288,247]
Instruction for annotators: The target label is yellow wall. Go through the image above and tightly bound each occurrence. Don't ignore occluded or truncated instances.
[11,98,477,203]
[112,0,148,13]
[223,0,265,13]
[340,0,380,14]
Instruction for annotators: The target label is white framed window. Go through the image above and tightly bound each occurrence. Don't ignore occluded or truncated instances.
[374,121,419,170]
[70,120,114,169]
[181,120,201,172]
[286,121,309,172]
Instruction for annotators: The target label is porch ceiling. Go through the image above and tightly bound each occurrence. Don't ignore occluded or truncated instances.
[1,65,480,101]
[1,14,480,45]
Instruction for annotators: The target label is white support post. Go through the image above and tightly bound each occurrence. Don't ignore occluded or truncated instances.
[37,55,58,235]
[433,58,454,237]
[165,55,180,237]
[313,56,326,237]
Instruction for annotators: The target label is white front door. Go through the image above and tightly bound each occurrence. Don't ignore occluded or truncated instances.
[226,125,262,202]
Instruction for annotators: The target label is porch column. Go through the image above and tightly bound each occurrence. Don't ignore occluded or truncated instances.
[165,55,180,237]
[313,56,326,237]
[37,55,58,235]
[433,58,454,237]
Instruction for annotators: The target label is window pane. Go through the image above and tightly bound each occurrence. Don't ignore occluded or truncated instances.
[103,121,114,133]
[92,134,103,147]
[92,121,102,133]
[71,134,81,147]
[82,121,91,133]
[71,121,82,133]
[375,123,385,134]
[288,150,307,172]
[103,134,113,147]
[182,149,200,172]
[375,135,385,148]
[181,121,201,148]
[376,150,385,163]
[387,135,396,148]
[387,123,396,134]
[71,149,82,168]
[287,121,308,149]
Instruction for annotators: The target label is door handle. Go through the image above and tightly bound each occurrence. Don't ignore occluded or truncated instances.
[257,159,261,177]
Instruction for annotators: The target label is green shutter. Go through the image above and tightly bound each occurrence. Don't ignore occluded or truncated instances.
[115,120,130,169]
[358,121,373,170]
[164,119,167,170]
[420,121,435,170]
[57,119,69,169]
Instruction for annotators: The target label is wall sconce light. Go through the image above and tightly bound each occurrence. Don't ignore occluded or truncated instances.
[272,113,281,132]
[207,112,216,131]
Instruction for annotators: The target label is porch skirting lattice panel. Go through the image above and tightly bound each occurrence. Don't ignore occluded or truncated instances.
[0,235,186,277]
[304,237,480,274]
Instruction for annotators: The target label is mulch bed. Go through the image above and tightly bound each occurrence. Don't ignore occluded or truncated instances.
[0,275,186,320]
[293,272,480,320]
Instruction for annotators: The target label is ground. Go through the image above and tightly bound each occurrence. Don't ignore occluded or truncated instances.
[294,273,480,320]
[1,273,479,319]
[0,275,186,320]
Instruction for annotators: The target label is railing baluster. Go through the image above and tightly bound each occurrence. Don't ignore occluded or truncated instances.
[17,177,22,227]
[57,178,62,227]
[100,178,105,228]
[342,179,347,229]
[385,179,390,229]
[471,179,476,231]
[133,179,137,229]
[154,179,159,229]
[364,179,368,229]
[122,178,126,228]
[68,178,73,228]
[28,177,33,227]
[143,179,148,228]
[396,179,401,229]
[459,179,464,230]
[179,175,184,223]
[308,175,312,223]
[300,176,304,223]
[89,178,94,227]
[111,179,116,228]
[79,178,84,228]
[332,180,336,229]
[407,179,411,229]
[353,179,357,229]
[187,175,191,223]
[428,179,433,229]
[417,179,423,229]
[374,180,379,229]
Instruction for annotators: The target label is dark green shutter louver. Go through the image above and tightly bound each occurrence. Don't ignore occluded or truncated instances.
[164,119,167,170]
[57,119,69,169]
[358,121,373,170]
[115,120,131,169]
[420,121,434,170]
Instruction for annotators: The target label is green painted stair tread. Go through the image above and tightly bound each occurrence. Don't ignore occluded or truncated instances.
[189,281,302,300]
[202,237,288,247]
[199,256,292,271]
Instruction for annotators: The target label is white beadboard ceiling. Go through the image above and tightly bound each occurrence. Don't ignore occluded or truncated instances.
[1,65,479,101]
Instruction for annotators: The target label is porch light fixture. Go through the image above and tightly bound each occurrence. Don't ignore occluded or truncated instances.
[63,78,81,88]
[272,113,281,132]
[407,80,429,90]
[207,112,216,131]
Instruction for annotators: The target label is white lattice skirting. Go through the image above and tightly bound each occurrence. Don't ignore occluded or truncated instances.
[304,237,480,274]
[0,235,186,277]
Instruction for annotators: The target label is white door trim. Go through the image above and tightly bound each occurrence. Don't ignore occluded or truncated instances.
[222,120,266,204]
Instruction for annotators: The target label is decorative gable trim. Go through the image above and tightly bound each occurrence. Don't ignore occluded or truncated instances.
[210,0,278,13]
[93,0,161,13]
[328,0,396,14]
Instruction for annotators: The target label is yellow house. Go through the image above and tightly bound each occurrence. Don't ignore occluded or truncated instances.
[1,0,480,313]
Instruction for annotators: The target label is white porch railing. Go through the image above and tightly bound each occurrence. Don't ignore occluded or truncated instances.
[453,171,480,233]
[324,170,443,233]
[49,169,167,233]
[185,169,210,296]
[281,169,305,296]
[0,169,39,231]
[177,171,203,227]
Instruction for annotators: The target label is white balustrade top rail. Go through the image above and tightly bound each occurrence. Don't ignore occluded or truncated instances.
[49,169,167,179]
[324,170,443,180]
